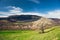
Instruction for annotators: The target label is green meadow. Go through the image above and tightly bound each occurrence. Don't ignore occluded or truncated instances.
[0,26,60,40]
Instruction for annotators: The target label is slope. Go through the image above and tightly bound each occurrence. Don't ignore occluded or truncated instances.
[0,26,60,40]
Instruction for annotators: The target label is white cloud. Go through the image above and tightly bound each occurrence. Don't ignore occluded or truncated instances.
[0,6,60,19]
[44,10,60,18]
[9,6,23,13]
[0,6,23,17]
[7,6,23,14]
[24,10,60,19]
[29,0,40,4]
[0,6,41,17]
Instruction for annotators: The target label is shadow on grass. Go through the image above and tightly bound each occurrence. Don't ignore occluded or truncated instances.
[45,28,55,33]
[39,28,55,34]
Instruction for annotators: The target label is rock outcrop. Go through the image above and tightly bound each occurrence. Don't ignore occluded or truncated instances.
[0,15,55,30]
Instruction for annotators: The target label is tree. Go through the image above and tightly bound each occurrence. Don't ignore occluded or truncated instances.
[39,18,48,33]
[40,24,45,33]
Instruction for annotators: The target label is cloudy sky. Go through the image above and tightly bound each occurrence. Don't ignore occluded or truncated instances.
[0,0,60,18]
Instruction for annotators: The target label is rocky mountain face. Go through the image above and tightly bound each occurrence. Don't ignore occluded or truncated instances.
[49,18,60,26]
[0,15,41,22]
[0,15,59,30]
[8,15,41,22]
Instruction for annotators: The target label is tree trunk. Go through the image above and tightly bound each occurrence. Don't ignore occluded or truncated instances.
[41,26,44,33]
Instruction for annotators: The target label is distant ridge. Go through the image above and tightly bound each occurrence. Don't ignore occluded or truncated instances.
[0,15,60,30]
[0,15,42,22]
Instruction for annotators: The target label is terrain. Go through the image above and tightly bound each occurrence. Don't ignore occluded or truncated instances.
[0,15,60,40]
[0,15,55,30]
[0,26,60,40]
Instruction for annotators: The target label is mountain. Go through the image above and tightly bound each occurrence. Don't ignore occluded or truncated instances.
[0,17,7,20]
[49,18,60,25]
[0,15,59,30]
[7,15,42,22]
[0,15,41,22]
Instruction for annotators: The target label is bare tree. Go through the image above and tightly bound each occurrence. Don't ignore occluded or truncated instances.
[40,24,45,33]
[39,18,48,33]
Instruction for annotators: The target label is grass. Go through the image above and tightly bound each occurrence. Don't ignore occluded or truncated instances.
[0,26,60,40]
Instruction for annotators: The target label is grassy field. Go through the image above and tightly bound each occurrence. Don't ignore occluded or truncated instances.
[0,26,60,40]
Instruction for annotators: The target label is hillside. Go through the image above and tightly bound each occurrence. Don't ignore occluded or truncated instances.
[0,15,41,22]
[0,15,55,30]
[0,26,60,40]
[8,15,41,22]
[50,18,60,25]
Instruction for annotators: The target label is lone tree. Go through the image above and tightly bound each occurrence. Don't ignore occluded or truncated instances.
[40,24,45,33]
[39,18,50,33]
[40,22,47,33]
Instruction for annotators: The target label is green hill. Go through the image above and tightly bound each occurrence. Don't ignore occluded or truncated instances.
[0,26,60,40]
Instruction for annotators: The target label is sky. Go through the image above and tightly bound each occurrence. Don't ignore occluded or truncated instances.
[0,0,60,18]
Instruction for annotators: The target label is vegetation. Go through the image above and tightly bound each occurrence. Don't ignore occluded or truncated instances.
[0,26,60,40]
[0,14,60,40]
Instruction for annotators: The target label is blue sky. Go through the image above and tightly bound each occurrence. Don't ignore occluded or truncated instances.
[0,0,60,18]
